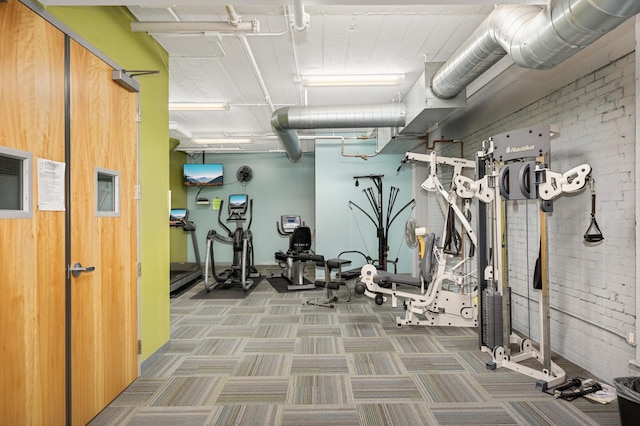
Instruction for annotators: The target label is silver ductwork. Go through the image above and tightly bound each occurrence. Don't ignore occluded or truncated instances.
[274,0,639,160]
[431,0,640,99]
[271,103,406,162]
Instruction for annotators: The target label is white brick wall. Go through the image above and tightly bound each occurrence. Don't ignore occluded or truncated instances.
[422,52,636,383]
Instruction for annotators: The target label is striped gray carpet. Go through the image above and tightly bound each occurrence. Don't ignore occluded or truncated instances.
[89,266,621,426]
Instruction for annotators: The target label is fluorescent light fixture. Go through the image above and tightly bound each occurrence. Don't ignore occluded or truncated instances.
[169,102,230,111]
[179,147,244,153]
[297,74,405,87]
[193,137,253,145]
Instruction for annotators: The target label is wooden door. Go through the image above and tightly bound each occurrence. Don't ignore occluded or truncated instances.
[0,2,139,424]
[69,41,139,425]
[0,1,67,423]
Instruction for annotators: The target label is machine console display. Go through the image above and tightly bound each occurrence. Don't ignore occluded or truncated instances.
[281,215,301,233]
[228,194,249,215]
[170,208,189,226]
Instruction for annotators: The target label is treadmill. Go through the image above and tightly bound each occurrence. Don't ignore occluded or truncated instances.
[169,208,203,292]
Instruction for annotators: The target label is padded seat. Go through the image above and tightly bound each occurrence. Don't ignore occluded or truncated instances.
[305,255,352,308]
[326,258,350,269]
[374,271,421,287]
[275,226,312,260]
[290,226,312,252]
[323,258,352,290]
[368,233,436,289]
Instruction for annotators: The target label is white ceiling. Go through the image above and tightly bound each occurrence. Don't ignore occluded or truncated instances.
[40,1,635,157]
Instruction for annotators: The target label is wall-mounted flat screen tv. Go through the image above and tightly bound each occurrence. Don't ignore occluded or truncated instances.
[183,163,223,186]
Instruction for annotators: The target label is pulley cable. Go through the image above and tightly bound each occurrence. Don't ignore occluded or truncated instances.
[526,200,532,338]
[350,205,372,260]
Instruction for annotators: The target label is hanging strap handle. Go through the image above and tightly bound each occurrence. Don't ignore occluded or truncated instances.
[584,178,604,243]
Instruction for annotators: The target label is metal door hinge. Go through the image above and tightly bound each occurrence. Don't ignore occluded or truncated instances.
[138,340,142,355]
[135,185,142,200]
[137,262,142,278]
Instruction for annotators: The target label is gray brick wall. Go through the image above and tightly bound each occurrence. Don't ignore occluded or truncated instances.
[418,52,636,383]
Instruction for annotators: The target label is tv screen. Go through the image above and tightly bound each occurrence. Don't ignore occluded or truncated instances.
[183,163,223,187]
[228,194,248,215]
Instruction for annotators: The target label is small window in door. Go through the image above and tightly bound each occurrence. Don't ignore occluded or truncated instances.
[0,146,32,219]
[96,167,120,217]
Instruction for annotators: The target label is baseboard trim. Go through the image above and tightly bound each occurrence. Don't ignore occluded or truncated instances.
[141,340,170,374]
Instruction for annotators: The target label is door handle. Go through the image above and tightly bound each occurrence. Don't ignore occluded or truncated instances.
[68,262,96,278]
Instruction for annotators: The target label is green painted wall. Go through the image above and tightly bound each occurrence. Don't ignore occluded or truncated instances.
[169,139,188,262]
[47,5,170,361]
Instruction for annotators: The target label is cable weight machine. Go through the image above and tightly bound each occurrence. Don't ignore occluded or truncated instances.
[348,174,415,272]
[475,124,596,391]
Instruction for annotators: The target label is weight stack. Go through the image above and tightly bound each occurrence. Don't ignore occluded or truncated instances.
[482,288,503,349]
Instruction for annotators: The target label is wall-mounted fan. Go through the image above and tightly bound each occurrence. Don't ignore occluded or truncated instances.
[236,165,253,184]
[405,218,418,248]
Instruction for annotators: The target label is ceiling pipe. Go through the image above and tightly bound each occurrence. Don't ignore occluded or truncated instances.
[431,0,640,99]
[271,104,406,162]
[292,0,310,31]
[166,7,180,22]
[131,20,260,33]
[238,33,275,113]
[224,5,275,113]
[225,5,241,26]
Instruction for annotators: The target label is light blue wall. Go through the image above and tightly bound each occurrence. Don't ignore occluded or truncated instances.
[179,141,415,276]
[314,138,415,274]
[182,152,315,264]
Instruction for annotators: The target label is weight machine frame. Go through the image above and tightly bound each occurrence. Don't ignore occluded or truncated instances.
[356,152,483,328]
[348,174,415,272]
[476,124,591,390]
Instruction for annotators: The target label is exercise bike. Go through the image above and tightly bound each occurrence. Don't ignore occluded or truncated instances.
[203,194,260,292]
[274,214,316,291]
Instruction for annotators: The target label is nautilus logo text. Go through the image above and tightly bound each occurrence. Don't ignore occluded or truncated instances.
[506,145,535,154]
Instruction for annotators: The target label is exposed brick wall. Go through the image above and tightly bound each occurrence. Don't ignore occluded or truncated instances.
[419,52,636,383]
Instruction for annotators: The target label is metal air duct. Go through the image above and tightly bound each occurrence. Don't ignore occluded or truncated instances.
[431,0,640,99]
[271,104,406,162]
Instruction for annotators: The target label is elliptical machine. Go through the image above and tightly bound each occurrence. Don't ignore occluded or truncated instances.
[203,194,260,292]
